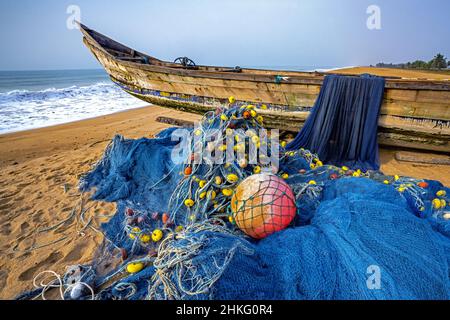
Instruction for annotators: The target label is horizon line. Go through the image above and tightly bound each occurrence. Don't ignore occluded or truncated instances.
[0,67,105,73]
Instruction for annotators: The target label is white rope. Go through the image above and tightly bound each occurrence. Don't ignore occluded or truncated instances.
[32,269,95,300]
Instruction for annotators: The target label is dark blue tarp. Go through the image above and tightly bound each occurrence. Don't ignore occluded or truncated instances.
[287,74,385,170]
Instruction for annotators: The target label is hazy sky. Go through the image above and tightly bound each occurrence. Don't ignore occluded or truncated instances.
[0,0,449,71]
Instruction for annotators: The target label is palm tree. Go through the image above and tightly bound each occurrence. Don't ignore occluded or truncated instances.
[429,53,447,69]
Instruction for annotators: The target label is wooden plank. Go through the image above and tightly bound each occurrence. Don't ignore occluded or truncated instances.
[379,115,450,136]
[381,100,450,121]
[395,151,450,165]
[102,57,450,119]
[156,116,194,128]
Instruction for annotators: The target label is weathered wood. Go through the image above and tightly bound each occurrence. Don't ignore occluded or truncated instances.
[78,23,450,153]
[156,116,194,127]
[395,151,450,165]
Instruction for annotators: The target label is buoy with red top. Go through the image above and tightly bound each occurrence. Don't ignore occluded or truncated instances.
[231,173,296,239]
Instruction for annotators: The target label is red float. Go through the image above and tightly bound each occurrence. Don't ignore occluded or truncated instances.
[231,174,297,239]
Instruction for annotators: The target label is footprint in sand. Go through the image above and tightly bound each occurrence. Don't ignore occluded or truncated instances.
[0,197,12,211]
[0,270,8,289]
[32,210,44,223]
[64,241,89,263]
[1,223,12,236]
[16,183,30,189]
[2,190,20,199]
[18,206,33,213]
[45,175,57,181]
[18,251,64,282]
[14,195,25,202]
[20,221,29,232]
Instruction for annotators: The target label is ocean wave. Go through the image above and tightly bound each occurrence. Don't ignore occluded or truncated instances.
[0,82,148,134]
[0,82,118,102]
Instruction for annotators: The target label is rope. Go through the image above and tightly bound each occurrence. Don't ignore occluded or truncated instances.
[32,269,94,300]
[147,220,253,300]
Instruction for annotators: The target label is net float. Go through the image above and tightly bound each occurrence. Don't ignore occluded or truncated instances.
[184,166,192,175]
[152,229,163,242]
[231,174,296,239]
[418,181,429,188]
[162,213,169,224]
[126,262,144,274]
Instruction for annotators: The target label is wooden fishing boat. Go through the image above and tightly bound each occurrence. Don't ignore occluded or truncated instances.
[79,23,450,153]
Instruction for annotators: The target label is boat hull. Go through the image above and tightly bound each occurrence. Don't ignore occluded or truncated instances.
[79,25,450,153]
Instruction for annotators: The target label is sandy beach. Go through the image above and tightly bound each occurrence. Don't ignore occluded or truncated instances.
[0,106,201,299]
[1,68,449,299]
[333,66,450,80]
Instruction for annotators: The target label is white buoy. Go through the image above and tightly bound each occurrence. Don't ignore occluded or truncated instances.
[70,283,86,300]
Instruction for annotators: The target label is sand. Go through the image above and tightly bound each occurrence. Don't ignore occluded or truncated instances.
[0,106,201,299]
[333,66,450,80]
[1,67,449,299]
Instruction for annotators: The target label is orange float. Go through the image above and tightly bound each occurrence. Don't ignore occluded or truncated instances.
[231,174,296,239]
[418,181,429,188]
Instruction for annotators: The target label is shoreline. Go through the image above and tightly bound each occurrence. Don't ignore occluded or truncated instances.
[0,104,152,137]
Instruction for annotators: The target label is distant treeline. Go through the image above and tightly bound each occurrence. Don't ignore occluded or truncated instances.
[373,53,449,70]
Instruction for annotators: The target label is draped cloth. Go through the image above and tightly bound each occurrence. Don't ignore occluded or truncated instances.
[287,74,385,170]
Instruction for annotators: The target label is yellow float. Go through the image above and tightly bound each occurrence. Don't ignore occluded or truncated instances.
[226,174,239,183]
[207,190,217,200]
[432,198,441,209]
[126,262,144,274]
[129,227,141,240]
[184,199,195,207]
[140,234,151,243]
[222,188,233,196]
[151,229,163,242]
[436,190,447,197]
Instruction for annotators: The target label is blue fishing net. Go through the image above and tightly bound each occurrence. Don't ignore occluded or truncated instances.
[287,74,385,171]
[17,76,449,300]
[61,103,448,300]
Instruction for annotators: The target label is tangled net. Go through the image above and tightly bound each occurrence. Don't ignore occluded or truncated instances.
[17,102,450,300]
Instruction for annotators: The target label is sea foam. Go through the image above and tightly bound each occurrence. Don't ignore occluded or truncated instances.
[0,82,148,134]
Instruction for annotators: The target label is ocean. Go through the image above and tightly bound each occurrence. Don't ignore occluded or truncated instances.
[0,69,147,134]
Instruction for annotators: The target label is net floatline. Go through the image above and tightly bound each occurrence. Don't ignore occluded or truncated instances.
[19,101,450,300]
